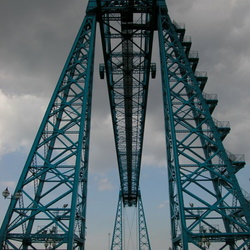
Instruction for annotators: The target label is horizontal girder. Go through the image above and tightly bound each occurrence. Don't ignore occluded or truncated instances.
[97,0,156,206]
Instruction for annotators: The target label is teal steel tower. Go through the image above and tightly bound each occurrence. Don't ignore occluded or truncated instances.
[0,0,250,249]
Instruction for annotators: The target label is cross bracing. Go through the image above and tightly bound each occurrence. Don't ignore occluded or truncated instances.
[0,0,249,249]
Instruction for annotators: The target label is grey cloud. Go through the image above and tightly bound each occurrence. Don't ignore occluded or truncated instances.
[0,0,86,96]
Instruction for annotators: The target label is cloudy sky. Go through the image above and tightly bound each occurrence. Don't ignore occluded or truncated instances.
[0,0,250,249]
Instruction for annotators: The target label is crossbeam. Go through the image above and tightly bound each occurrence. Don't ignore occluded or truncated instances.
[97,0,156,206]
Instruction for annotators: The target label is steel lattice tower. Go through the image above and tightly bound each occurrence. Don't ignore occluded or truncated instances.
[1,0,250,249]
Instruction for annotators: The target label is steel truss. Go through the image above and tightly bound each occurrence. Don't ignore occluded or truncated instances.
[0,0,250,249]
[111,190,151,250]
[97,0,157,207]
[0,13,96,250]
[158,5,250,250]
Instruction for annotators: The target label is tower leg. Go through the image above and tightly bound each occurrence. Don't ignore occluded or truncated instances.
[0,13,97,250]
[157,3,250,249]
[111,190,151,250]
[111,191,123,250]
[138,191,151,250]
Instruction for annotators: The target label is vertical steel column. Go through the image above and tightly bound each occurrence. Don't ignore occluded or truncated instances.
[157,8,188,249]
[111,190,151,250]
[138,191,151,250]
[111,191,123,250]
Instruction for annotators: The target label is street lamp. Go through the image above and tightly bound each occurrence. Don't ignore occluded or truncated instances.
[198,237,211,249]
[2,187,10,199]
[44,239,56,249]
[2,187,22,200]
[44,242,49,249]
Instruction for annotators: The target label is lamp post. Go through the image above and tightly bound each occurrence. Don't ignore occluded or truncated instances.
[44,241,49,249]
[2,187,10,199]
[198,237,211,249]
[44,239,56,249]
[2,187,22,200]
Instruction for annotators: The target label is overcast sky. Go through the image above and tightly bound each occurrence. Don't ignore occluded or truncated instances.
[0,0,250,249]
